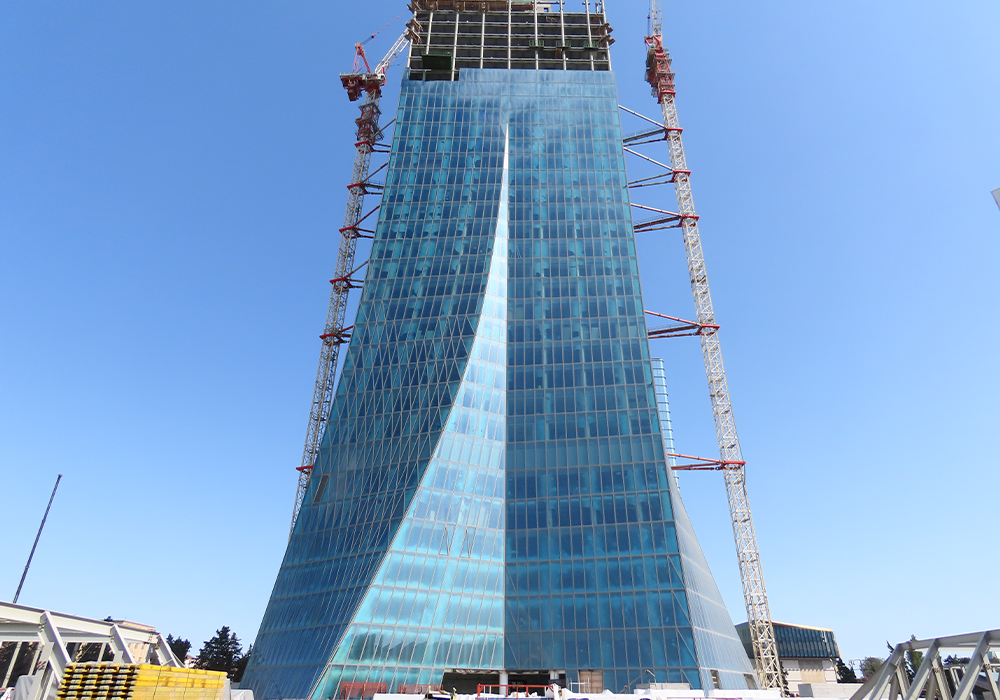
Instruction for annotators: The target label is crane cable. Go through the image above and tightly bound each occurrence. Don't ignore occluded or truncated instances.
[360,13,402,46]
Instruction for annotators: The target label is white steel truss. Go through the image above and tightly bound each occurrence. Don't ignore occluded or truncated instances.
[0,602,180,700]
[850,630,1000,700]
[637,9,784,691]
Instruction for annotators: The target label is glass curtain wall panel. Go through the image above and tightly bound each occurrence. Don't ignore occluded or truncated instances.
[736,623,840,661]
[309,122,513,700]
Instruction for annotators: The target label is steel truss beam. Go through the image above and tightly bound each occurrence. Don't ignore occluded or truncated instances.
[849,630,1000,700]
[0,602,180,700]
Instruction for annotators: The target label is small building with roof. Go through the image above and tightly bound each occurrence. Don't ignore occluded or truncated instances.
[734,622,841,695]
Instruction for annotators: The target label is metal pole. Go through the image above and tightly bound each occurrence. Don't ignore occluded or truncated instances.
[13,474,62,604]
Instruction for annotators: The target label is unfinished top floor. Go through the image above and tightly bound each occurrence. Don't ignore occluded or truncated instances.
[407,1,614,80]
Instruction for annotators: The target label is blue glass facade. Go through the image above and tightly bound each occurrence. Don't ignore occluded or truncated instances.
[243,30,754,699]
[736,623,840,661]
[497,69,700,692]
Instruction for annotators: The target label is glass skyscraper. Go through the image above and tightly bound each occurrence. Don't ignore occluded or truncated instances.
[242,3,754,698]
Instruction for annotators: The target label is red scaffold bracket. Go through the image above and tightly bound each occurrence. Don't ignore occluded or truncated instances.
[330,260,369,291]
[347,180,384,195]
[357,134,393,154]
[319,325,354,345]
[645,309,719,338]
[347,162,388,195]
[631,202,698,233]
[296,465,313,473]
[330,276,364,290]
[628,171,690,189]
[666,453,746,471]
[339,204,380,239]
[622,125,683,146]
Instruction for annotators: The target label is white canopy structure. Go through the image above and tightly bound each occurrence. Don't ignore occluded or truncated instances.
[0,601,180,700]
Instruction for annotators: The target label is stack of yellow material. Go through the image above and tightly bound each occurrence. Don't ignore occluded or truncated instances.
[58,663,137,700]
[132,665,226,700]
[58,664,227,700]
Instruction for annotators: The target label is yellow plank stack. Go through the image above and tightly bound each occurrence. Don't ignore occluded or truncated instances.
[58,664,227,700]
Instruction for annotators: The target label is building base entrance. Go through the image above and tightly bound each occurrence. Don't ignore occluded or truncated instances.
[440,672,500,694]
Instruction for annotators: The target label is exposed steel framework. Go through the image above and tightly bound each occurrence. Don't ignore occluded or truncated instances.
[289,31,414,535]
[636,3,784,691]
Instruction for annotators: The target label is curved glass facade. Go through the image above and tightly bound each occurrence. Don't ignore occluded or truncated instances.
[243,10,754,697]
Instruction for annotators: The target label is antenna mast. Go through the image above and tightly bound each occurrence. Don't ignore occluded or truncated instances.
[13,474,62,604]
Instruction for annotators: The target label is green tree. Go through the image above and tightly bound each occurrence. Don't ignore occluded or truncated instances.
[861,657,885,681]
[905,636,924,680]
[232,645,252,683]
[166,635,191,663]
[836,658,858,683]
[194,627,244,679]
[0,643,16,673]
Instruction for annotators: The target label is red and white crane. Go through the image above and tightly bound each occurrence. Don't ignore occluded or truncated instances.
[288,23,417,535]
[640,0,784,691]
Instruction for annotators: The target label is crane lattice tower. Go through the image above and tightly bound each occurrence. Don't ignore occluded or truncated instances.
[642,0,783,689]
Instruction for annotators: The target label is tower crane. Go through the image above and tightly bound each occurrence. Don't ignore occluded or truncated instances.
[643,0,784,690]
[288,21,419,536]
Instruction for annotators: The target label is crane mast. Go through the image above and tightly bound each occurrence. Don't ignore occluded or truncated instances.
[644,0,784,691]
[289,28,414,535]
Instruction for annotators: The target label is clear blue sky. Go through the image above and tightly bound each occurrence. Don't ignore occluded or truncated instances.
[2,0,998,665]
